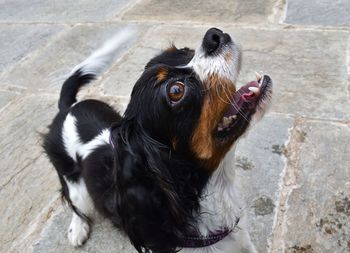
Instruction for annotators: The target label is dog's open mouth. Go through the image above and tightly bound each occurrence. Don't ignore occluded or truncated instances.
[215,73,272,140]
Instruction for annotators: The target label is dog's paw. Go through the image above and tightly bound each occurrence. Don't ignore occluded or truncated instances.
[68,215,90,247]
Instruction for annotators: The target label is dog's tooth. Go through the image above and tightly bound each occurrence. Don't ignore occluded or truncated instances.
[223,117,232,127]
[259,73,264,87]
[260,77,264,87]
[255,71,262,81]
[223,117,228,127]
[218,126,223,131]
[248,87,260,94]
[230,115,237,120]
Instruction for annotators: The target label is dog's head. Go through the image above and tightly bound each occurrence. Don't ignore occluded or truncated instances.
[124,27,272,169]
[111,28,272,252]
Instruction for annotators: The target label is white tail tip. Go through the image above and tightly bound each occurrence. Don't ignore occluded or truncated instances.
[70,27,138,77]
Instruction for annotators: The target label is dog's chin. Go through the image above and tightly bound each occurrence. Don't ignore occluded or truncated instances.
[214,74,273,146]
[188,29,273,169]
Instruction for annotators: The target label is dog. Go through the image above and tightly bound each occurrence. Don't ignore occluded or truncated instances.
[43,27,272,253]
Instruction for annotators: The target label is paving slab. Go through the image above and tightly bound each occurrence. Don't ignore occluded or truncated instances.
[0,1,348,252]
[123,0,276,24]
[284,121,350,253]
[285,0,350,26]
[0,90,17,110]
[235,113,293,252]
[102,46,160,96]
[0,24,64,74]
[33,209,136,253]
[118,25,349,120]
[0,0,133,22]
[0,24,144,91]
[232,28,350,121]
[102,26,206,96]
[0,94,60,252]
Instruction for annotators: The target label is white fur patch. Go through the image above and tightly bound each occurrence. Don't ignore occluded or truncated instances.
[61,112,109,245]
[79,129,110,159]
[179,148,258,253]
[68,212,90,247]
[62,113,110,161]
[65,177,95,246]
[62,114,81,162]
[66,177,95,215]
[188,41,241,84]
[196,147,243,236]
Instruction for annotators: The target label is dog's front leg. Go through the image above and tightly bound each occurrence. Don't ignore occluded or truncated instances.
[231,215,259,253]
[239,229,258,253]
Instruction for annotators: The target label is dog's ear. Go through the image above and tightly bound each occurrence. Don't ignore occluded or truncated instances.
[109,124,199,253]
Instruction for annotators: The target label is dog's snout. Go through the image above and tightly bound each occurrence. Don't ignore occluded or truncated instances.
[202,28,231,55]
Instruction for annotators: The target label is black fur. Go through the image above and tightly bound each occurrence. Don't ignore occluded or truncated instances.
[44,47,211,253]
[58,70,95,111]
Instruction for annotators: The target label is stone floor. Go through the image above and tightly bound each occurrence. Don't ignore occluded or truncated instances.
[0,0,349,252]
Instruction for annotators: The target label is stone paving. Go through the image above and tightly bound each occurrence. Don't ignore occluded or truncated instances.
[0,0,349,253]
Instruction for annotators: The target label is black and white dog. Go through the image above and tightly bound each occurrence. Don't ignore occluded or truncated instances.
[43,27,272,253]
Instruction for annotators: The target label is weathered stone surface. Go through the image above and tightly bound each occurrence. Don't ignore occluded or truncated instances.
[0,94,60,252]
[232,28,350,121]
[102,47,160,96]
[1,1,349,252]
[0,0,133,22]
[284,121,350,253]
[0,24,64,74]
[0,90,17,110]
[33,209,136,253]
[0,24,143,92]
[136,26,350,120]
[285,0,350,26]
[0,94,57,193]
[124,0,275,24]
[235,114,293,252]
[137,26,206,48]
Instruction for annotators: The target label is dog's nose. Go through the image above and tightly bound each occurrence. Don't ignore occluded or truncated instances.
[202,28,231,55]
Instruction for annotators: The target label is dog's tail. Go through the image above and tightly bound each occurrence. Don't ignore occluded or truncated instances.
[58,27,136,111]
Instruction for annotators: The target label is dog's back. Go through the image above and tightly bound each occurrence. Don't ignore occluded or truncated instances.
[43,29,133,246]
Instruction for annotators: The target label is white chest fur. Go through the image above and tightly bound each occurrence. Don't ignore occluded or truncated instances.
[180,148,258,253]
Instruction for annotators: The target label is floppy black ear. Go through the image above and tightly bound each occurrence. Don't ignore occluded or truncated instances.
[110,124,208,253]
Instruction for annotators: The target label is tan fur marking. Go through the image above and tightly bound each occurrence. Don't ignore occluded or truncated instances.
[191,75,236,170]
[157,68,168,82]
[172,137,178,150]
[166,44,177,52]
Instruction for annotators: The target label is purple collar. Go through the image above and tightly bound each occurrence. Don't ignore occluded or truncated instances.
[179,217,240,248]
[179,228,232,248]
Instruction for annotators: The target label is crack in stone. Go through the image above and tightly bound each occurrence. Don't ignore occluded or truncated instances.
[0,153,43,191]
[268,0,287,24]
[346,35,350,100]
[269,117,306,253]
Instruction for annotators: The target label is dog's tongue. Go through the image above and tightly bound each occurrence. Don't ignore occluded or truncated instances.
[224,81,259,117]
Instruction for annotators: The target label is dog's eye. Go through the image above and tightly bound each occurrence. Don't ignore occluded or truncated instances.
[168,82,185,102]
